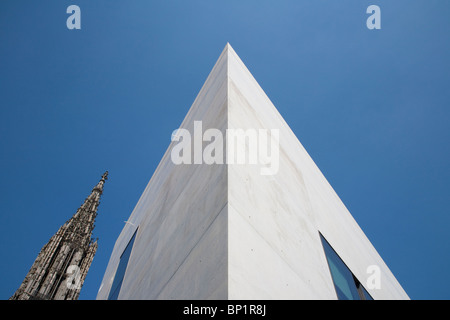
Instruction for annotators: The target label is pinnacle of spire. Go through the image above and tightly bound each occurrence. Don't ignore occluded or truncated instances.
[93,171,108,193]
[65,171,108,243]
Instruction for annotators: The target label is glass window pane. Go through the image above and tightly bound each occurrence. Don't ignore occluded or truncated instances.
[358,282,374,300]
[320,234,361,300]
[108,230,137,300]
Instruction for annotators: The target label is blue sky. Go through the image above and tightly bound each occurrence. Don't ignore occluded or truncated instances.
[1,1,449,300]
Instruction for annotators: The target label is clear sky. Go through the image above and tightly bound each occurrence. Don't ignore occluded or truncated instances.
[0,1,449,300]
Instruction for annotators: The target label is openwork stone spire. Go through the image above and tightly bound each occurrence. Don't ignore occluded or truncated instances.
[10,171,108,300]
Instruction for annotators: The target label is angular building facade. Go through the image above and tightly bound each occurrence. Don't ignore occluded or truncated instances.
[97,44,408,300]
[10,172,108,300]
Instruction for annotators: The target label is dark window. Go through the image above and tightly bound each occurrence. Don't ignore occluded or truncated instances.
[108,230,137,300]
[357,280,373,300]
[320,233,373,300]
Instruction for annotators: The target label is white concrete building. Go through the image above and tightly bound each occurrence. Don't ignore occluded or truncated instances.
[97,44,409,300]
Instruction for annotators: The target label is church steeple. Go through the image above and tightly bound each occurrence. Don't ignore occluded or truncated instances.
[10,172,108,300]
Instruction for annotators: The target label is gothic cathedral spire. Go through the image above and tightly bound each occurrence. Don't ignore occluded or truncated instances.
[10,171,108,300]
